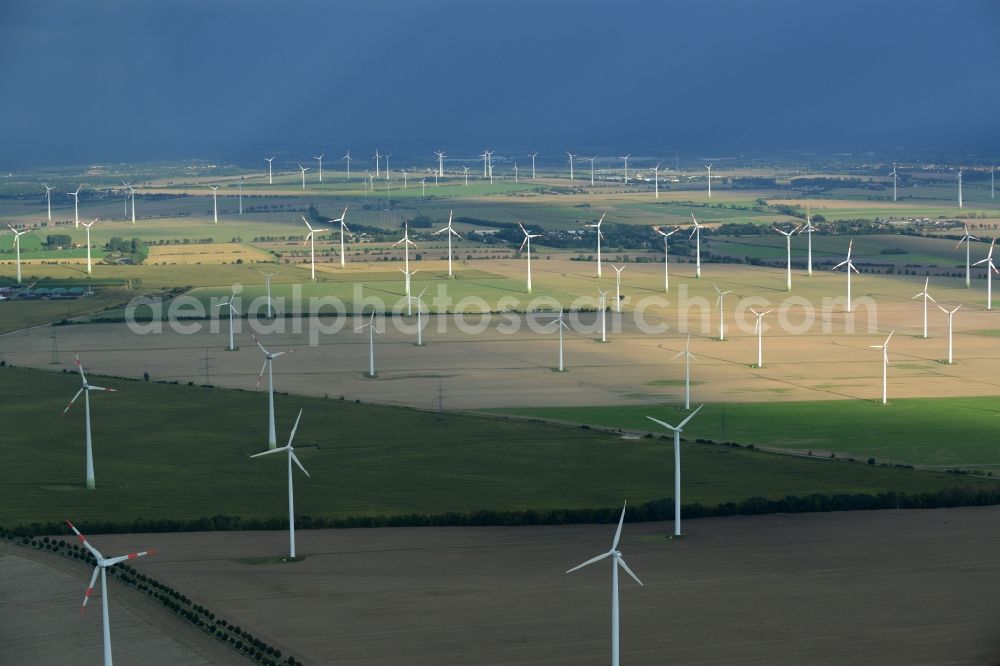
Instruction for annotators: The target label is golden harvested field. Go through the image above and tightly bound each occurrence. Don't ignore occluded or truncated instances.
[77,507,1000,665]
[147,242,273,265]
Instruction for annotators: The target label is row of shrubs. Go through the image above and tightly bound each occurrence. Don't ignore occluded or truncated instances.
[2,531,301,666]
[7,486,1000,539]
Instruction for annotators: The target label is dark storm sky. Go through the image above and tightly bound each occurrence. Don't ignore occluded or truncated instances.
[2,0,999,166]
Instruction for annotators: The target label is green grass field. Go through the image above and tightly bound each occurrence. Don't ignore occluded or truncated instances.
[489,398,1000,472]
[1,366,994,528]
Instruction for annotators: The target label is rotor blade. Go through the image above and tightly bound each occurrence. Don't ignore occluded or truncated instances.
[75,353,87,383]
[611,503,627,551]
[250,446,289,459]
[287,408,304,446]
[85,385,114,392]
[617,556,644,586]
[676,404,704,430]
[63,388,84,414]
[252,333,270,356]
[290,451,311,478]
[566,550,611,574]
[66,521,104,561]
[81,565,101,614]
[646,415,679,432]
[256,359,267,389]
[103,549,154,567]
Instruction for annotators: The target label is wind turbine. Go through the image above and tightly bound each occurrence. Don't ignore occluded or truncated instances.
[266,156,276,184]
[957,168,963,209]
[331,207,349,269]
[343,150,352,180]
[394,221,417,300]
[355,311,380,377]
[832,239,860,313]
[519,223,541,293]
[237,176,244,214]
[653,163,661,200]
[81,218,99,275]
[597,288,608,343]
[68,185,81,228]
[973,238,998,310]
[120,180,130,218]
[705,164,713,198]
[258,270,279,317]
[586,212,606,277]
[314,153,324,182]
[869,330,894,404]
[216,288,240,351]
[373,149,380,178]
[621,154,630,184]
[652,226,679,293]
[434,210,461,277]
[66,521,153,666]
[938,305,961,364]
[646,404,704,537]
[301,216,326,281]
[383,154,391,178]
[435,150,446,178]
[253,334,295,449]
[43,184,54,222]
[911,277,936,339]
[800,208,816,275]
[480,150,490,178]
[250,408,310,558]
[127,185,136,224]
[513,163,519,183]
[412,287,428,346]
[7,224,27,284]
[714,285,733,340]
[400,267,418,315]
[421,178,426,198]
[957,224,977,288]
[208,185,219,224]
[530,152,538,180]
[773,224,801,291]
[612,264,625,313]
[689,213,703,279]
[298,165,309,190]
[63,354,116,489]
[750,307,771,368]
[545,308,570,371]
[565,502,643,666]
[463,165,469,186]
[890,163,898,202]
[672,334,696,410]
[588,156,597,186]
[567,152,576,180]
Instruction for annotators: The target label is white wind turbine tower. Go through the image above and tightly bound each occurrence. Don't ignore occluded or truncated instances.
[957,168,963,208]
[597,288,608,343]
[421,178,426,198]
[43,184,54,222]
[750,307,771,368]
[773,224,801,291]
[383,154,390,178]
[404,170,409,189]
[652,226,679,293]
[705,164,713,198]
[251,408,310,558]
[298,165,309,190]
[587,212,606,277]
[545,308,570,371]
[957,224,978,288]
[266,156,276,184]
[66,521,153,666]
[689,213,703,279]
[621,154,630,184]
[7,224,27,284]
[301,216,326,281]
[394,221,417,301]
[120,180,130,218]
[434,210,461,277]
[253,334,294,449]
[314,153,324,182]
[612,264,625,313]
[81,218,99,275]
[890,163,898,202]
[463,165,469,186]
[653,163,661,200]
[973,238,999,310]
[355,311,380,377]
[480,150,490,178]
[646,404,704,537]
[567,152,576,180]
[488,156,495,184]
[588,156,597,186]
[237,176,244,214]
[343,150,352,180]
[832,239,860,313]
[436,150,446,177]
[800,208,816,275]
[518,223,541,293]
[869,330,894,405]
[68,185,82,228]
[209,185,219,224]
[216,288,240,351]
[63,354,116,489]
[672,334,696,410]
[714,285,733,340]
[531,152,538,180]
[127,185,136,224]
[330,207,349,268]
[400,267,418,315]
[258,270,279,317]
[912,277,936,339]
[373,149,381,178]
[412,287,428,346]
[565,502,643,666]
[938,305,961,364]
[513,163,519,183]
